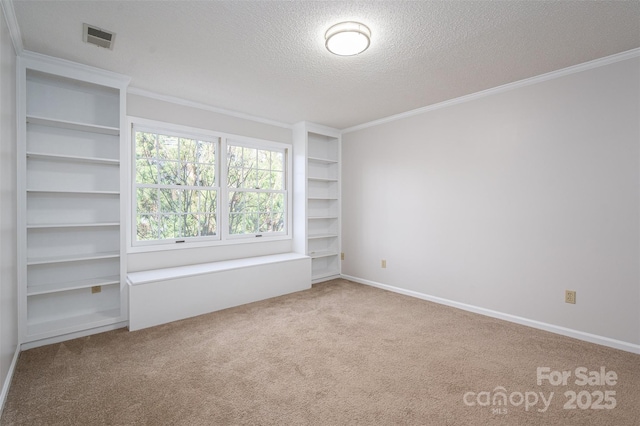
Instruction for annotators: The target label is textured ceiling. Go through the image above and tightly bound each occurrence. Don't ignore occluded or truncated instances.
[12,0,640,129]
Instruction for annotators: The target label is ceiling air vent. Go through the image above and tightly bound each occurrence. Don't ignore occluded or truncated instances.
[83,23,115,49]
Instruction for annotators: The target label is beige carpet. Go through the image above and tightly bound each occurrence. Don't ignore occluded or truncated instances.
[2,279,639,425]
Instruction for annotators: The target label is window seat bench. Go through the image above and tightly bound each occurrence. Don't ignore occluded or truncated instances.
[127,252,311,331]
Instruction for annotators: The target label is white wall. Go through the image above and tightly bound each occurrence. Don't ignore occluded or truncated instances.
[126,94,294,272]
[342,56,640,346]
[0,2,18,408]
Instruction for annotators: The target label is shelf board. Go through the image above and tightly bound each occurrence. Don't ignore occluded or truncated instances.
[312,270,341,281]
[27,151,119,165]
[308,216,338,220]
[308,251,339,259]
[27,189,120,195]
[308,156,338,164]
[308,234,338,240]
[27,115,120,136]
[308,177,339,182]
[27,222,119,229]
[308,196,338,200]
[27,276,120,296]
[27,251,120,266]
[27,308,122,339]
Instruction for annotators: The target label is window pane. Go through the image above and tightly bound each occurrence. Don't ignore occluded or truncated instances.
[137,188,158,214]
[229,191,260,214]
[157,134,179,161]
[199,190,217,214]
[257,192,268,212]
[228,213,242,235]
[183,214,200,238]
[228,190,284,236]
[137,214,159,241]
[228,191,241,214]
[242,147,256,168]
[159,189,183,214]
[136,132,156,159]
[271,151,284,171]
[198,141,215,165]
[227,167,241,188]
[160,214,183,239]
[228,211,258,235]
[182,162,198,187]
[159,161,180,186]
[271,171,284,190]
[182,190,199,213]
[200,214,217,236]
[272,212,284,232]
[244,168,258,189]
[176,162,192,187]
[258,150,270,170]
[256,170,270,189]
[227,145,243,169]
[180,138,198,163]
[232,212,257,234]
[271,192,285,212]
[198,164,215,187]
[258,213,271,233]
[136,158,157,184]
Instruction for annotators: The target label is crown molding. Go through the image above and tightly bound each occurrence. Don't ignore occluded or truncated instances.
[20,50,130,88]
[127,87,293,130]
[342,48,640,134]
[293,121,341,138]
[1,0,23,55]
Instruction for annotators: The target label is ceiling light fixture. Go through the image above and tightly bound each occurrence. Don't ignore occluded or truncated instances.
[325,21,371,56]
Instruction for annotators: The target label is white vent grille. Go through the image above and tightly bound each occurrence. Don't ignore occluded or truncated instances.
[83,23,115,49]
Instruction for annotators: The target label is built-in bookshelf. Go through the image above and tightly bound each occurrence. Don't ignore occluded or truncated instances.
[293,124,341,283]
[17,52,130,347]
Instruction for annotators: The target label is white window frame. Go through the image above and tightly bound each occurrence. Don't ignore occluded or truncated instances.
[127,117,292,253]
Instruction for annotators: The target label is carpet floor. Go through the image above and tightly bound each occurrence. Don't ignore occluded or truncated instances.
[2,279,639,425]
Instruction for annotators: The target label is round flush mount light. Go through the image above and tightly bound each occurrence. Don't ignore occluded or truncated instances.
[325,21,371,56]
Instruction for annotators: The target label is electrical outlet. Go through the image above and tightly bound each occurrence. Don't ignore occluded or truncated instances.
[91,286,102,294]
[341,252,345,261]
[381,259,387,268]
[565,290,576,304]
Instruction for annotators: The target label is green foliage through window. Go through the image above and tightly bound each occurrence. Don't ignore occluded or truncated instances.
[133,125,288,246]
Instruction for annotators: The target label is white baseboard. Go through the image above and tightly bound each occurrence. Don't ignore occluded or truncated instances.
[342,274,640,355]
[0,344,20,416]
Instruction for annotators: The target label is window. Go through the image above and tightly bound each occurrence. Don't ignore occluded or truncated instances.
[134,126,219,245]
[227,142,286,238]
[131,120,290,249]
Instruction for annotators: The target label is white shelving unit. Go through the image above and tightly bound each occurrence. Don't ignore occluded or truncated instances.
[293,123,341,283]
[17,52,130,347]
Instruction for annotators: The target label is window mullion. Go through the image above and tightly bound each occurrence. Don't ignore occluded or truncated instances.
[154,133,161,241]
[220,137,228,241]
